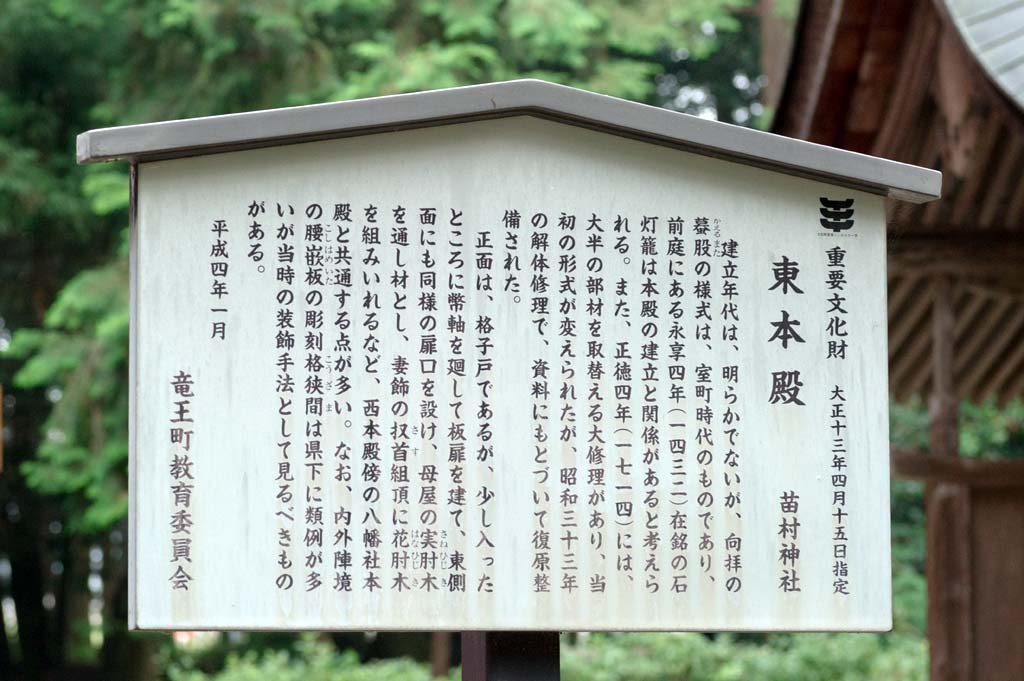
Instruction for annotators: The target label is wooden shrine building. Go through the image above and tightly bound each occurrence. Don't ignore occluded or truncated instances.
[774,0,1024,679]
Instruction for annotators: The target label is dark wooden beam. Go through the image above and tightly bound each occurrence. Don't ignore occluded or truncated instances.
[952,298,1014,378]
[772,0,844,140]
[888,235,1024,280]
[961,308,1024,400]
[872,0,940,159]
[987,338,1024,403]
[892,449,1024,487]
[978,134,1024,228]
[842,0,915,152]
[888,278,933,360]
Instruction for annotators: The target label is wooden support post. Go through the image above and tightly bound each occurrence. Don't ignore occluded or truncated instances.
[926,275,972,681]
[926,483,972,681]
[462,632,559,681]
[430,632,452,677]
[928,276,958,458]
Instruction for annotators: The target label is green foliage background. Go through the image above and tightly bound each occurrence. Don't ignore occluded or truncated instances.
[0,2,776,678]
[2,1,1019,679]
[3,0,758,538]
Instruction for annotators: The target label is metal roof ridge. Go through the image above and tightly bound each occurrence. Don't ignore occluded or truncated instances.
[77,78,941,204]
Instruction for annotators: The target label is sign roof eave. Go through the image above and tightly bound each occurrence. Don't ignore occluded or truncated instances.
[76,79,941,204]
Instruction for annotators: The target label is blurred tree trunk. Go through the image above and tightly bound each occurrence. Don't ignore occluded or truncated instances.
[100,558,155,681]
[3,389,55,681]
[52,531,70,672]
[60,535,92,670]
[0,594,11,676]
[8,494,48,681]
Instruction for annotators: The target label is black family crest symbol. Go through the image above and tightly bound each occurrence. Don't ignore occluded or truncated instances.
[818,197,854,233]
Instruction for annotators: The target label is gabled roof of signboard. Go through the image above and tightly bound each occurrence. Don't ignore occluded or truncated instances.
[77,79,940,204]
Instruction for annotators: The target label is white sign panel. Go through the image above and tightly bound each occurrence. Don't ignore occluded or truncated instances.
[131,116,891,631]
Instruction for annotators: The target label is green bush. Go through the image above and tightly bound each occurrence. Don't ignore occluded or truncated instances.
[166,636,456,681]
[167,632,926,681]
[561,632,926,681]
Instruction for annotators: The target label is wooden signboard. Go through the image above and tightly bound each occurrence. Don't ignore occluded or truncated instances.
[77,80,941,632]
